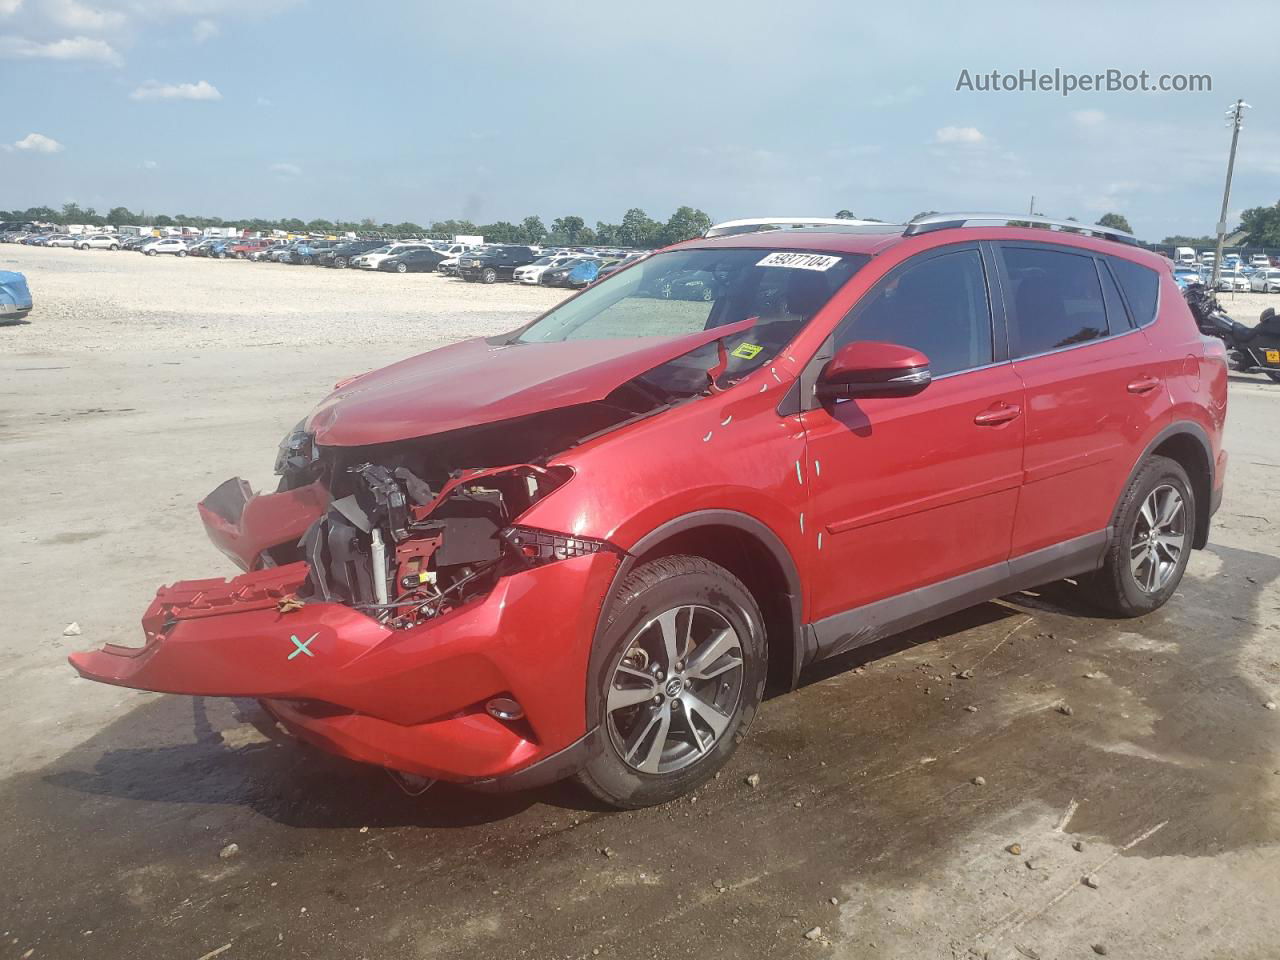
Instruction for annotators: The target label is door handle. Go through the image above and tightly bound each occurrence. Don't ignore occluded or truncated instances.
[974,402,1021,426]
[1127,376,1160,395]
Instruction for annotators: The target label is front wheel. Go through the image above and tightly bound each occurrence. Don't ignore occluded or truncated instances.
[176,250,187,257]
[1085,455,1194,617]
[576,555,766,809]
[110,244,119,250]
[396,262,408,274]
[335,258,348,269]
[146,249,157,256]
[481,267,498,284]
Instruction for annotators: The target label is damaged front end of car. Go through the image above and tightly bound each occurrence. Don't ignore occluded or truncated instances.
[68,322,761,785]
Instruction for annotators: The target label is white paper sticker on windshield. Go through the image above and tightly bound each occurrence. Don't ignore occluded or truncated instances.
[756,251,841,271]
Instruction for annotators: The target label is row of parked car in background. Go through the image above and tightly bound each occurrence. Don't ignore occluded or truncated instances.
[1168,251,1280,293]
[0,227,649,289]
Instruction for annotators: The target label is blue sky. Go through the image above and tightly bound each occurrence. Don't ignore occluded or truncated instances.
[2,0,1277,239]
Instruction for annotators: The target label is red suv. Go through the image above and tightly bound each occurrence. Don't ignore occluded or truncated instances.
[71,215,1228,808]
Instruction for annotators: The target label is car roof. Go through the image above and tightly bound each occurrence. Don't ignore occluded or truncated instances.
[678,223,1171,271]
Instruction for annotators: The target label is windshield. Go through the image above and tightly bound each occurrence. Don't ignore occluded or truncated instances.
[519,246,865,362]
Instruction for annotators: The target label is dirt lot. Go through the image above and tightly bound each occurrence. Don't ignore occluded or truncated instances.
[2,245,1278,960]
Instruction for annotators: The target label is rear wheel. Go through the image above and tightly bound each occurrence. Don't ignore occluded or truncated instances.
[176,250,187,257]
[481,267,498,284]
[396,262,408,274]
[146,249,156,256]
[335,257,348,269]
[576,555,766,809]
[1086,455,1194,617]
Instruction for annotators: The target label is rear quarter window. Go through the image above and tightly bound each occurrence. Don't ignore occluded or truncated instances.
[1107,257,1160,327]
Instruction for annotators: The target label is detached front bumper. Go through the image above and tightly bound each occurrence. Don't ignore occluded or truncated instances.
[69,547,619,784]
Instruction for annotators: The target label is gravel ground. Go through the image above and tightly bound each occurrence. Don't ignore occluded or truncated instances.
[0,244,570,353]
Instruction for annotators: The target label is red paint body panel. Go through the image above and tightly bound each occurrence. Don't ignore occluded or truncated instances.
[305,319,754,447]
[69,552,620,781]
[800,365,1025,618]
[1009,330,1169,554]
[199,480,328,571]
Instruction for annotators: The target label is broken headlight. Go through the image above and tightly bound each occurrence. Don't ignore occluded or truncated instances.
[500,526,607,567]
[274,421,316,476]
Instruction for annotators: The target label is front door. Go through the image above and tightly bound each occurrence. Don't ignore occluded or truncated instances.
[799,243,1025,634]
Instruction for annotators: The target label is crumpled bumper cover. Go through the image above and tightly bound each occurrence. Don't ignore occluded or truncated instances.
[198,477,328,572]
[68,551,620,782]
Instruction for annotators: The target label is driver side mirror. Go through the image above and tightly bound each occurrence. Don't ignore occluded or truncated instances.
[816,341,932,401]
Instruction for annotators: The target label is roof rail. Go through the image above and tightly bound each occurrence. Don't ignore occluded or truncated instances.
[902,212,1139,245]
[704,216,880,238]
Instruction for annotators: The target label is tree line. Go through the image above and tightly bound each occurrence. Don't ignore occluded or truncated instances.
[0,202,714,248]
[11,200,1279,250]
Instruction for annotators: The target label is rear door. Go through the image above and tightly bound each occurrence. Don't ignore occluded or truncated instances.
[996,242,1168,558]
[800,242,1025,626]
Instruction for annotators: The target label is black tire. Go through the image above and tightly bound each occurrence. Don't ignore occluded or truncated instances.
[1085,455,1195,617]
[335,257,348,269]
[481,267,498,284]
[576,555,767,809]
[146,249,157,256]
[110,244,119,250]
[176,250,187,257]
[300,255,313,265]
[236,251,247,259]
[396,262,408,274]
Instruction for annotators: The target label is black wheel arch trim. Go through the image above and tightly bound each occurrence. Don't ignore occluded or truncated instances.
[585,509,805,726]
[1122,420,1215,549]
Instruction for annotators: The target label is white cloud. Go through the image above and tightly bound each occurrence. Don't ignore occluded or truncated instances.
[0,0,24,16]
[13,132,64,153]
[271,162,301,177]
[46,0,126,31]
[129,79,222,101]
[142,159,158,169]
[0,34,122,65]
[1072,109,1106,129]
[934,125,985,145]
[192,17,219,42]
[256,95,272,106]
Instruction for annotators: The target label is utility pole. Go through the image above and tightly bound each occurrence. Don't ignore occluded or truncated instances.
[1028,195,1035,216]
[1211,99,1250,288]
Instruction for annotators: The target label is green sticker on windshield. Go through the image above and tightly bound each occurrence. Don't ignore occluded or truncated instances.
[731,342,763,360]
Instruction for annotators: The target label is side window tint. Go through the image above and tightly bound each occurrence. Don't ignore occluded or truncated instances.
[1002,246,1107,356]
[1096,259,1131,335]
[835,248,992,376]
[1108,257,1159,327]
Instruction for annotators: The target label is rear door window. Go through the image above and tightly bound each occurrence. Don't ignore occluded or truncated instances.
[999,246,1108,357]
[1107,256,1160,327]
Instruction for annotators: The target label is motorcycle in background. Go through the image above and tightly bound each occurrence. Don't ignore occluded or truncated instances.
[1185,282,1280,384]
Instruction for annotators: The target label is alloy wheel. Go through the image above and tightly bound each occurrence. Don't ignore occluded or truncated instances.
[606,604,744,775]
[1129,484,1186,593]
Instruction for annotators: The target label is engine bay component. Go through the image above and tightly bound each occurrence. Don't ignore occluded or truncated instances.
[300,459,580,629]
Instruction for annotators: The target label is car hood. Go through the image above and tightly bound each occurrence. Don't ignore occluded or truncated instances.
[305,318,755,447]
